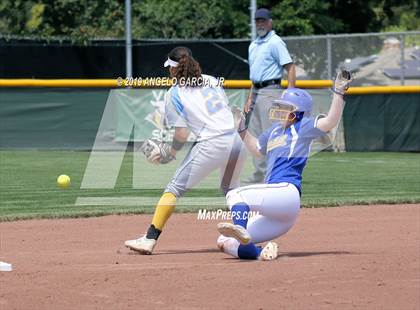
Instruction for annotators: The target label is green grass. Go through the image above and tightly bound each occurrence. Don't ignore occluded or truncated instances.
[0,150,419,221]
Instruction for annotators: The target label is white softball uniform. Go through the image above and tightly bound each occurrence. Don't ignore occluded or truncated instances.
[164,74,234,141]
[226,182,301,243]
[163,74,246,197]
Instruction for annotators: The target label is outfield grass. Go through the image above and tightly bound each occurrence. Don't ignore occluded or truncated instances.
[0,150,419,221]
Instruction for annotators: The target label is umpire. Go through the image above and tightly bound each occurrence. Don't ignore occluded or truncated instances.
[243,8,296,183]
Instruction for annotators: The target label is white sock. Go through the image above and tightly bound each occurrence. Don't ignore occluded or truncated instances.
[217,235,239,258]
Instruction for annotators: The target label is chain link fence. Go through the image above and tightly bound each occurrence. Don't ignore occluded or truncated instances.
[284,31,420,86]
[1,31,419,85]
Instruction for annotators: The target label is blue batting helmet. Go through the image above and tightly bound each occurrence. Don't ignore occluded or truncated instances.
[269,88,312,123]
[277,88,313,113]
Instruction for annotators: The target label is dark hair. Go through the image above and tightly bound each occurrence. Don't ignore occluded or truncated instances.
[167,47,202,86]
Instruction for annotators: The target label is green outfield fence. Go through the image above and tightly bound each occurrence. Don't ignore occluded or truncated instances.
[0,80,419,151]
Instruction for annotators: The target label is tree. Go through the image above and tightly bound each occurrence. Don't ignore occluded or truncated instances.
[373,0,420,31]
[0,0,419,40]
[133,0,249,39]
[0,0,250,40]
[0,0,126,40]
[260,0,345,35]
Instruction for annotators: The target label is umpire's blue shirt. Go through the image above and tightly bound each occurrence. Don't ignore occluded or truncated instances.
[249,30,293,83]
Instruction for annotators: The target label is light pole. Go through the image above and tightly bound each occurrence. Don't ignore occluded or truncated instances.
[125,0,132,78]
[250,0,256,41]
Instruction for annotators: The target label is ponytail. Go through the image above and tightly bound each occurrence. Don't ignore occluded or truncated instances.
[173,55,202,85]
[167,46,202,87]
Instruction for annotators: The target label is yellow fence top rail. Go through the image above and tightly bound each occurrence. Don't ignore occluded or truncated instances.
[0,79,419,94]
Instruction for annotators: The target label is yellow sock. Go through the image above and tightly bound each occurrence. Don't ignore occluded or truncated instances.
[151,192,177,230]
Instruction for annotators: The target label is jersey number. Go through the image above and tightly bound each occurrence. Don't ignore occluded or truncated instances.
[201,88,223,114]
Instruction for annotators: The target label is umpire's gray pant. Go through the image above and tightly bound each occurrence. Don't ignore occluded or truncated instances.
[165,132,246,198]
[248,84,282,179]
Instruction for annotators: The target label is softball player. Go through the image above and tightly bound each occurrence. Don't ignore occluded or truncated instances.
[217,70,353,260]
[125,46,245,254]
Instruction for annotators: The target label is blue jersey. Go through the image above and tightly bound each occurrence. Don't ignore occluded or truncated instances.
[257,117,326,193]
[248,30,293,83]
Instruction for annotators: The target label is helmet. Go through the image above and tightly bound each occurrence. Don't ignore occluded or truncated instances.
[269,88,312,123]
[277,88,312,112]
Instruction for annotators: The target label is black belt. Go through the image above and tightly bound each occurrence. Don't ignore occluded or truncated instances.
[253,79,281,89]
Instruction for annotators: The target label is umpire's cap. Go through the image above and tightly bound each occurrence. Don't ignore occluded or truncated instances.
[255,8,272,20]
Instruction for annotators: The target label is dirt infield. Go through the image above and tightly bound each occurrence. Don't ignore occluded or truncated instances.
[0,204,419,310]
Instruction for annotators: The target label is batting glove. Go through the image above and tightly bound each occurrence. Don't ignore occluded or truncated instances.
[232,107,247,133]
[332,69,353,96]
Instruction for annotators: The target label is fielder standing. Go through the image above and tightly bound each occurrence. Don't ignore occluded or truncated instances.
[125,47,245,255]
[244,7,296,183]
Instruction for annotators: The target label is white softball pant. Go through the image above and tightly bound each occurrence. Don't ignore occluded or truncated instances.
[165,132,246,198]
[226,182,301,243]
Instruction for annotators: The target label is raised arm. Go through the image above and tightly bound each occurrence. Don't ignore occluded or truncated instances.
[317,70,353,133]
[232,107,263,157]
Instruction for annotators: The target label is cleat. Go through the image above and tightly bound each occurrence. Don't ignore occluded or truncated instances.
[259,241,278,261]
[217,222,251,245]
[124,235,156,255]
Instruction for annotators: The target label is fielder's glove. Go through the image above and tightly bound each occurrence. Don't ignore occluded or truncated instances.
[332,69,353,96]
[140,139,175,164]
[232,106,247,133]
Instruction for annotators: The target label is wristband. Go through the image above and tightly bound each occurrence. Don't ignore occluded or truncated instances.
[330,88,345,96]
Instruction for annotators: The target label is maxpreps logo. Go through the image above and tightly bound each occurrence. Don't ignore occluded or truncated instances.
[197,209,260,221]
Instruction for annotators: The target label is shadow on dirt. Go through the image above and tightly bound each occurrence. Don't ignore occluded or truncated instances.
[279,251,352,258]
